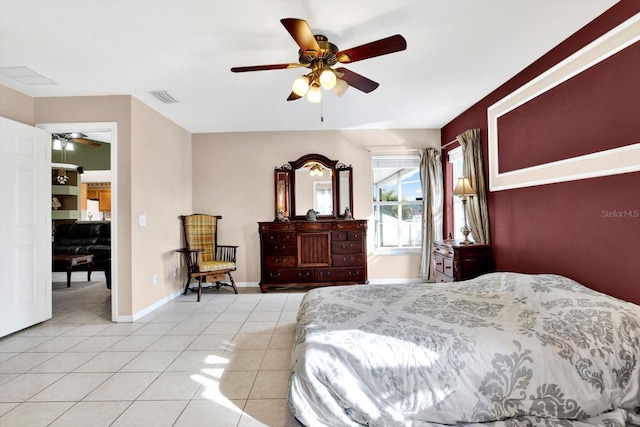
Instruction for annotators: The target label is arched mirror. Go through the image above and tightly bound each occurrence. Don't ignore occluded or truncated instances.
[274,154,353,220]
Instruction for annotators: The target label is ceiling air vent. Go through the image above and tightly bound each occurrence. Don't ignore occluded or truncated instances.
[149,90,178,104]
[0,66,57,85]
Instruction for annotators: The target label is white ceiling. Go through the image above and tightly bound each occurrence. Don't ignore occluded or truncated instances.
[0,0,617,134]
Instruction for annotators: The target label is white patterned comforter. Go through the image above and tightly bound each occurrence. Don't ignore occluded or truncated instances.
[288,273,640,426]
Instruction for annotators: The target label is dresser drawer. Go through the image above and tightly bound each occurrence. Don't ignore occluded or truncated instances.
[296,222,332,230]
[435,271,453,283]
[331,230,348,241]
[331,240,363,254]
[331,230,364,241]
[263,242,296,256]
[260,222,295,232]
[264,256,296,269]
[433,242,454,257]
[332,254,363,267]
[263,268,314,284]
[443,257,454,277]
[315,267,365,282]
[347,230,364,240]
[434,254,444,273]
[262,231,295,243]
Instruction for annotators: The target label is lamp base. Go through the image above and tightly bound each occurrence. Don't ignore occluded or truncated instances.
[460,226,474,245]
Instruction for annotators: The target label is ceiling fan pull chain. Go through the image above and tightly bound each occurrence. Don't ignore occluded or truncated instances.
[320,98,324,124]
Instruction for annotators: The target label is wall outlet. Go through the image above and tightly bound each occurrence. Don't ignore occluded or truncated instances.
[172,267,178,277]
[152,274,158,285]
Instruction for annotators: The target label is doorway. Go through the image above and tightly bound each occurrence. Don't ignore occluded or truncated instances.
[38,122,119,322]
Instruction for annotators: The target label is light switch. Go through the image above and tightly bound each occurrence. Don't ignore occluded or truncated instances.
[139,215,147,227]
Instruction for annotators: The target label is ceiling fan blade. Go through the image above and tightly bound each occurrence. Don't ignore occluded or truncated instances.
[287,91,302,101]
[334,68,379,93]
[231,63,307,72]
[70,138,101,147]
[281,18,321,55]
[337,34,407,64]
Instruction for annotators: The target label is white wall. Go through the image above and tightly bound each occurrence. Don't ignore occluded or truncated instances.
[192,128,440,283]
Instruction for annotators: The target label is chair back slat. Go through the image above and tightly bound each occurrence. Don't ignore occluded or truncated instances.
[182,214,218,263]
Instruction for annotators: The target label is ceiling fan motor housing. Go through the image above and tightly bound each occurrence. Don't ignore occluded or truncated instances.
[298,35,339,66]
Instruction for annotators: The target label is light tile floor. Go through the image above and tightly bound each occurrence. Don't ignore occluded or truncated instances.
[0,273,304,427]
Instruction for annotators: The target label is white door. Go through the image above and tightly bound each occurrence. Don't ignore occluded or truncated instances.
[0,117,52,337]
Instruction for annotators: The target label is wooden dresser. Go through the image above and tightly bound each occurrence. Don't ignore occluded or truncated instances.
[433,240,493,282]
[258,220,368,292]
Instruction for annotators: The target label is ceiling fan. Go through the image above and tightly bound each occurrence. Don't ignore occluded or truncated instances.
[52,132,102,148]
[231,18,407,102]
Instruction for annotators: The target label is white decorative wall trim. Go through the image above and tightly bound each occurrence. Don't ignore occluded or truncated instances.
[488,13,640,191]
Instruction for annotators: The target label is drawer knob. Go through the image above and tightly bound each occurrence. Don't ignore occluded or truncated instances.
[348,270,360,276]
[319,271,331,277]
[269,272,281,278]
[342,256,355,262]
[298,272,310,278]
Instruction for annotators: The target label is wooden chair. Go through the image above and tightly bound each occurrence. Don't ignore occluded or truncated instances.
[178,214,238,301]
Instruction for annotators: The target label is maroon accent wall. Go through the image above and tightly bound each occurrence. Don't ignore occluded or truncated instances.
[441,1,640,304]
[497,42,640,172]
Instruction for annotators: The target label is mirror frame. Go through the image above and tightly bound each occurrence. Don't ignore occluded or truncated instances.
[274,153,353,220]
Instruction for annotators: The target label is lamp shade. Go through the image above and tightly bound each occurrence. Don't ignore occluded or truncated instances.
[452,177,476,197]
[333,78,348,97]
[65,142,74,151]
[306,85,322,103]
[52,139,62,150]
[292,76,310,96]
[319,69,336,90]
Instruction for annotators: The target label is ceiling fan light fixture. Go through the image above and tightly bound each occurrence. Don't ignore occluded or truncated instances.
[67,132,87,139]
[319,69,337,90]
[292,76,310,96]
[66,142,74,151]
[52,139,62,150]
[307,85,322,103]
[309,163,324,176]
[333,78,349,97]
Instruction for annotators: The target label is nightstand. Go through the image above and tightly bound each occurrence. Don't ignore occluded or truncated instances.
[433,240,493,282]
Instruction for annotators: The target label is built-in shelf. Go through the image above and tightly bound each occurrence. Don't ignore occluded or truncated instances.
[52,165,81,228]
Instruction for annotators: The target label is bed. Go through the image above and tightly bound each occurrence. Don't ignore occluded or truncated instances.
[288,272,640,426]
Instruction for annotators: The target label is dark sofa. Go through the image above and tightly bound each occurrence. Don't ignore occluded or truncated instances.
[53,221,111,289]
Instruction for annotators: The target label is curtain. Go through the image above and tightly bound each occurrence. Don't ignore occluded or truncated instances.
[457,128,491,244]
[419,147,443,281]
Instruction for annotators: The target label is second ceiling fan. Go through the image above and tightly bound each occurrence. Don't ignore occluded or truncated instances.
[231,18,407,102]
[52,132,102,147]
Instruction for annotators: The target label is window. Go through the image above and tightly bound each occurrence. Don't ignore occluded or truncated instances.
[448,147,473,241]
[312,181,332,214]
[372,155,422,253]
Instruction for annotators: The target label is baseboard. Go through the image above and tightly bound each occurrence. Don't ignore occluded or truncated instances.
[235,281,259,288]
[368,278,424,285]
[129,287,184,322]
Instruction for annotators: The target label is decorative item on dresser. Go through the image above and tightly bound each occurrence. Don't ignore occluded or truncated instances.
[258,219,367,293]
[433,239,493,282]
